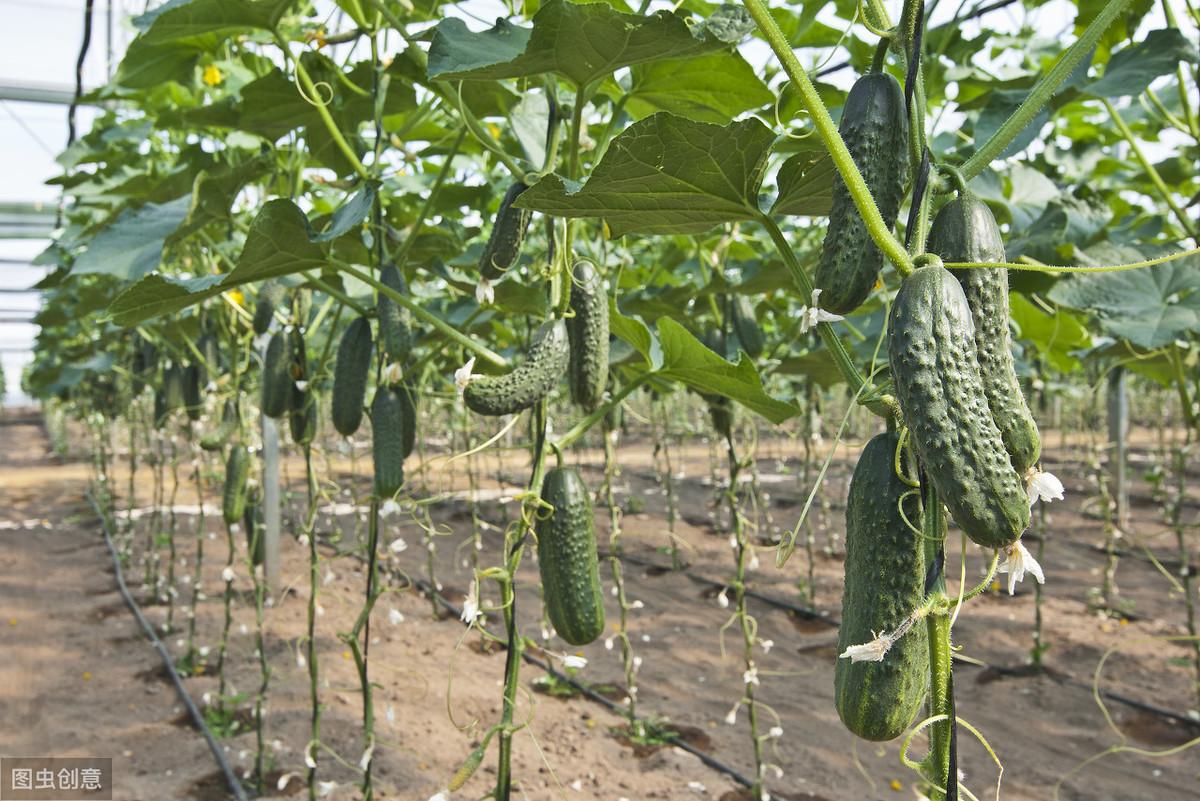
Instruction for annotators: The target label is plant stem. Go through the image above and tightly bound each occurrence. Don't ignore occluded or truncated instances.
[602,413,639,724]
[304,446,322,801]
[920,481,953,801]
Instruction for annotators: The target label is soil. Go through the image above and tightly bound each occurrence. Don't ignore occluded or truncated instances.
[1,410,1198,801]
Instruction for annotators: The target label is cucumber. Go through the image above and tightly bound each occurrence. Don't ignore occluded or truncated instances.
[377,264,414,362]
[260,331,292,419]
[288,330,317,445]
[730,296,765,358]
[536,467,605,646]
[223,445,251,526]
[709,397,734,439]
[183,364,203,422]
[813,72,909,314]
[396,382,417,459]
[835,431,928,741]
[927,193,1041,475]
[463,320,569,416]
[371,384,409,497]
[567,260,609,412]
[197,332,222,381]
[331,316,373,436]
[243,485,265,566]
[253,281,284,335]
[479,182,533,280]
[888,265,1030,548]
[201,401,239,451]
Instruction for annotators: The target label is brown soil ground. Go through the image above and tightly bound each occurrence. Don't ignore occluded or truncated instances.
[1,410,1198,801]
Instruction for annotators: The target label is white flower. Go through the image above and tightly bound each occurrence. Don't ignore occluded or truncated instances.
[295,380,309,393]
[323,568,336,586]
[221,566,235,583]
[997,540,1045,595]
[629,600,644,610]
[318,781,338,797]
[389,537,408,553]
[604,636,615,651]
[388,608,404,625]
[475,278,495,306]
[454,357,477,395]
[688,781,707,793]
[296,652,306,669]
[717,589,729,608]
[839,632,892,663]
[461,581,481,624]
[724,704,739,725]
[358,743,374,770]
[382,361,404,386]
[1026,469,1065,507]
[562,654,588,670]
[428,792,450,801]
[381,499,401,518]
[799,289,844,333]
[304,742,317,769]
[276,772,300,791]
[743,666,759,686]
[760,639,774,654]
[768,726,783,738]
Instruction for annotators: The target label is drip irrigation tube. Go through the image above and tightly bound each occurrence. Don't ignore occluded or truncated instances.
[87,491,250,801]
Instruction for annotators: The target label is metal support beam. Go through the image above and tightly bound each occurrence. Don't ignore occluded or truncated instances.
[0,82,80,105]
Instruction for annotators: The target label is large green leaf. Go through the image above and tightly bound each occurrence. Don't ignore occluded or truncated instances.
[1085,29,1199,98]
[1009,293,1091,372]
[608,298,661,368]
[625,51,773,124]
[771,147,835,216]
[135,0,295,45]
[517,113,775,236]
[71,196,191,281]
[108,199,327,325]
[428,0,731,86]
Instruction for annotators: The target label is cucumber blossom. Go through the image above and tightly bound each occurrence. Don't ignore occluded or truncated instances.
[813,72,909,314]
[260,331,292,419]
[567,260,609,412]
[223,445,251,526]
[835,431,928,741]
[888,265,1030,548]
[464,320,569,416]
[377,265,414,363]
[537,467,605,646]
[331,317,373,437]
[479,182,533,280]
[927,193,1041,475]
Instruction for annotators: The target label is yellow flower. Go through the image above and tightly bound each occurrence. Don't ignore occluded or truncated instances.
[226,289,245,307]
[202,64,223,87]
[889,779,902,791]
[487,122,501,139]
[312,27,328,48]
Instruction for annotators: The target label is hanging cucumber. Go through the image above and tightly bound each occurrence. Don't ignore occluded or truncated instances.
[377,265,414,362]
[288,330,317,446]
[463,320,569,416]
[478,182,533,280]
[813,72,909,314]
[182,364,203,422]
[888,265,1029,548]
[331,317,373,437]
[201,401,239,451]
[567,260,609,412]
[252,281,284,335]
[730,296,765,358]
[927,192,1041,475]
[222,445,251,526]
[260,331,292,419]
[372,384,409,497]
[537,467,605,646]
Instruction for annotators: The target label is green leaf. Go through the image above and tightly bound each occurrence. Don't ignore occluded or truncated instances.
[1085,29,1199,98]
[311,183,376,243]
[973,89,1049,160]
[108,199,327,325]
[625,51,773,124]
[655,317,796,423]
[135,0,295,46]
[71,196,191,281]
[1009,294,1091,372]
[517,113,775,236]
[608,298,661,369]
[775,350,846,388]
[771,148,835,216]
[428,0,728,86]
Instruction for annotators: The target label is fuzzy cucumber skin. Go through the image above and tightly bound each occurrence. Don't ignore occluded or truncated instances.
[223,445,251,526]
[260,331,292,419]
[253,281,284,335]
[813,72,909,314]
[730,296,765,358]
[567,260,610,412]
[479,182,533,281]
[464,320,569,416]
[371,384,409,497]
[377,265,414,362]
[331,317,374,437]
[888,265,1030,548]
[928,194,1041,475]
[396,383,417,459]
[835,431,928,741]
[537,467,605,646]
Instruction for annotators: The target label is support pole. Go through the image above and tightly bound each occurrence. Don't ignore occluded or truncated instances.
[1106,366,1129,532]
[261,413,282,593]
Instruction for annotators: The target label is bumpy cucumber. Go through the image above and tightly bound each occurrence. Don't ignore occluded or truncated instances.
[183,364,203,422]
[201,401,238,451]
[888,265,1030,548]
[537,467,605,646]
[260,331,292,419]
[927,193,1041,475]
[730,296,765,358]
[243,485,265,566]
[331,316,373,437]
[253,281,284,335]
[479,182,533,280]
[223,445,251,526]
[396,383,417,459]
[288,331,317,446]
[371,385,409,497]
[835,431,928,741]
[813,72,909,314]
[567,260,609,411]
[377,265,414,362]
[463,320,569,416]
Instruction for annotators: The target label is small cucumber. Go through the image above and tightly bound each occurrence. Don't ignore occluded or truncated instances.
[223,445,251,526]
[730,296,765,358]
[377,265,413,362]
[201,401,239,451]
[464,320,569,416]
[288,331,317,446]
[260,331,292,419]
[183,364,203,422]
[479,182,533,280]
[331,317,374,437]
[371,384,409,497]
[243,485,265,566]
[537,467,605,646]
[253,281,284,335]
[567,260,609,412]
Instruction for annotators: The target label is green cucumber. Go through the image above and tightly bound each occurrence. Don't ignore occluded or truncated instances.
[463,320,569,416]
[567,260,609,412]
[243,485,265,567]
[223,445,251,526]
[396,382,417,459]
[197,332,221,381]
[888,265,1030,548]
[260,331,292,419]
[537,467,605,646]
[835,431,928,741]
[288,330,317,446]
[927,193,1041,475]
[479,182,533,280]
[730,296,765,358]
[253,281,284,335]
[183,364,203,422]
[371,384,409,497]
[377,265,414,363]
[813,72,909,314]
[331,316,374,436]
[201,401,239,451]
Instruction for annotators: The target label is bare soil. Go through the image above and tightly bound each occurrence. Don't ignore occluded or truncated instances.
[2,411,1198,801]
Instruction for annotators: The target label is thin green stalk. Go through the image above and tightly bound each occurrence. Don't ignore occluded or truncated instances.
[304,446,322,801]
[165,436,180,632]
[920,481,952,801]
[602,414,639,725]
[554,372,650,451]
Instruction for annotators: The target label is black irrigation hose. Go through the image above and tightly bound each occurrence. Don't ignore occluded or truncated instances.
[87,491,250,801]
